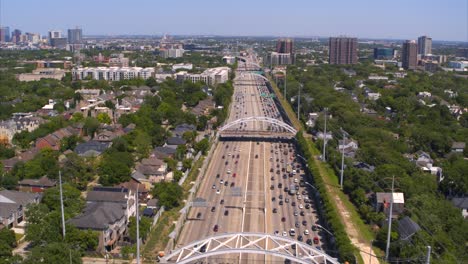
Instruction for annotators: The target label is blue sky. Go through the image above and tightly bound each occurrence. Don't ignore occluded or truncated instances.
[1,0,467,41]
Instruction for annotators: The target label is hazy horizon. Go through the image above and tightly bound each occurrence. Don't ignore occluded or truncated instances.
[1,0,467,42]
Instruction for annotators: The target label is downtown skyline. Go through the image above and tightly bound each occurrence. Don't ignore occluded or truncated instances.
[1,0,467,42]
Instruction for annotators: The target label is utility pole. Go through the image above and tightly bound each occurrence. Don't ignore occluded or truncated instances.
[59,171,66,239]
[297,84,302,120]
[385,175,395,262]
[322,108,328,162]
[136,184,140,264]
[369,240,373,264]
[284,70,287,99]
[340,128,346,190]
[425,246,431,264]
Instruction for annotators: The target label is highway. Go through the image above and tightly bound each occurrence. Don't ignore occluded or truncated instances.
[176,54,325,263]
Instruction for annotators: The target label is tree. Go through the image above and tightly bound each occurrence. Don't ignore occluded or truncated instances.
[194,138,209,155]
[182,158,193,171]
[83,117,100,137]
[22,242,82,264]
[71,112,84,123]
[60,135,82,152]
[175,145,187,161]
[42,184,84,217]
[0,229,16,258]
[96,112,112,124]
[128,216,152,242]
[98,151,134,185]
[152,181,183,209]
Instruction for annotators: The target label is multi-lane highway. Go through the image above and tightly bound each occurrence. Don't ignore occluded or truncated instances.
[176,55,325,263]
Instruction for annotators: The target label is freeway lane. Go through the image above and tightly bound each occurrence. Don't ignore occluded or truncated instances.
[175,57,326,263]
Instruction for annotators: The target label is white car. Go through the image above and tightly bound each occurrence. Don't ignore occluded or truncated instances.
[304,229,310,235]
[294,178,298,183]
[216,190,220,194]
[282,231,287,236]
[299,204,304,209]
[220,180,224,184]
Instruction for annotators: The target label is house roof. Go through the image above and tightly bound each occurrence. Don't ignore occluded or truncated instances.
[173,123,196,136]
[147,198,159,208]
[141,157,164,166]
[451,142,466,149]
[68,202,126,230]
[86,188,129,203]
[397,216,421,240]
[452,197,468,209]
[153,146,177,157]
[18,176,56,187]
[131,171,146,182]
[166,137,186,146]
[75,140,111,156]
[116,181,148,193]
[0,190,41,205]
[376,192,405,204]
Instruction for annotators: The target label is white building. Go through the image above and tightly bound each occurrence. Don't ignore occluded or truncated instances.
[72,67,155,81]
[172,63,193,71]
[160,48,184,58]
[176,67,230,86]
[222,56,236,64]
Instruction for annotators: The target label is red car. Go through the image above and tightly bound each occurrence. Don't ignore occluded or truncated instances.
[232,173,236,177]
[313,236,320,245]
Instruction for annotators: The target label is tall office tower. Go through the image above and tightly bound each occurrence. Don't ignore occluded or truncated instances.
[328,37,358,64]
[67,27,83,44]
[276,38,294,54]
[11,29,22,43]
[417,35,432,55]
[402,40,418,70]
[0,26,10,42]
[48,30,62,43]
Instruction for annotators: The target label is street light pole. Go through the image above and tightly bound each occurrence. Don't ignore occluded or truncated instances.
[297,84,302,120]
[322,108,328,162]
[340,128,346,190]
[136,184,140,264]
[59,171,66,239]
[385,175,395,262]
[284,70,287,99]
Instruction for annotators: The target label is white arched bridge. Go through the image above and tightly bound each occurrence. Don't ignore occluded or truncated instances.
[218,116,297,139]
[234,72,269,86]
[160,233,339,264]
[236,57,262,69]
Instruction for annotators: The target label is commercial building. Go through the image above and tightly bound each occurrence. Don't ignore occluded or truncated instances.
[17,68,66,82]
[72,67,155,81]
[402,40,418,70]
[50,37,67,49]
[160,48,184,58]
[448,61,468,70]
[267,52,294,65]
[373,48,395,60]
[276,38,294,54]
[67,27,82,44]
[108,54,129,67]
[175,67,230,86]
[328,37,358,65]
[417,35,432,55]
[48,30,62,41]
[11,29,21,43]
[0,26,10,42]
[456,48,468,58]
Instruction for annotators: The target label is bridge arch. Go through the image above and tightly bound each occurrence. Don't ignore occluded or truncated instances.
[238,71,269,83]
[218,116,297,135]
[161,233,339,264]
[236,57,262,69]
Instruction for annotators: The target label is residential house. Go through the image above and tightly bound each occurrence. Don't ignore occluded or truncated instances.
[68,202,128,252]
[164,137,187,149]
[353,162,375,172]
[0,115,44,145]
[306,113,319,128]
[375,192,405,218]
[151,146,176,159]
[86,187,136,221]
[74,140,111,157]
[0,190,41,229]
[173,123,196,138]
[451,197,468,219]
[95,130,118,142]
[17,176,56,193]
[315,132,333,141]
[1,148,40,172]
[136,157,168,182]
[115,178,150,203]
[414,151,443,182]
[451,142,466,153]
[35,126,76,150]
[191,98,215,117]
[397,216,421,240]
[338,138,359,158]
[146,198,159,209]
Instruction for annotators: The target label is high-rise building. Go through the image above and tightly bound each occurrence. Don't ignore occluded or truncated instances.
[417,36,432,55]
[373,48,395,60]
[276,38,294,54]
[48,30,62,43]
[329,37,358,64]
[50,38,68,49]
[455,48,468,58]
[67,27,83,44]
[0,26,10,42]
[11,29,22,43]
[402,40,418,70]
